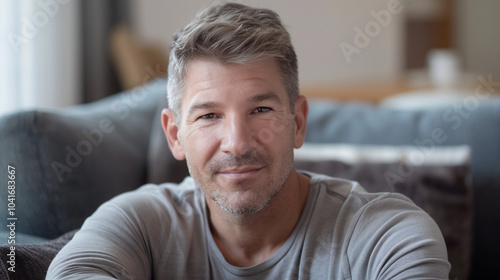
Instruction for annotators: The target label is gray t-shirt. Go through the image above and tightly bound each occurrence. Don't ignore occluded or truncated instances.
[47,172,450,279]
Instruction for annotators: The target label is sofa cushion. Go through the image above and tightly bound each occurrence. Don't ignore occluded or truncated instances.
[295,143,472,280]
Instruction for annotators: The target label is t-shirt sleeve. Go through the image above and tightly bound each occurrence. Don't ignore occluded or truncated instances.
[46,187,168,279]
[345,193,451,280]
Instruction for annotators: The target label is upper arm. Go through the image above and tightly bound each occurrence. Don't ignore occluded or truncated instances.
[47,190,167,279]
[346,194,451,280]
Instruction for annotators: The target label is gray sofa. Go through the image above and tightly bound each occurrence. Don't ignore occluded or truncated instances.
[0,78,499,279]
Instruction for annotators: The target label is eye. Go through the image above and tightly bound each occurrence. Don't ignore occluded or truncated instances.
[253,107,272,114]
[198,113,217,120]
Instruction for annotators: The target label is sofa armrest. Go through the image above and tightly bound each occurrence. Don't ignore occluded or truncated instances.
[0,229,77,279]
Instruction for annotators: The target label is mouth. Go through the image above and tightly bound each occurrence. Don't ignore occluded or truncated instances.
[218,166,263,180]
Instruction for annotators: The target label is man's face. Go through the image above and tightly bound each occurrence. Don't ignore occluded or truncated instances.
[166,58,304,215]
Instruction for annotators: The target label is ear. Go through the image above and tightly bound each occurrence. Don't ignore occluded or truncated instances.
[293,95,308,149]
[161,109,186,160]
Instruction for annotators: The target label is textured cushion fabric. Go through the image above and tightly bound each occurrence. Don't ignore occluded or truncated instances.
[0,80,164,239]
[0,230,77,280]
[0,231,48,245]
[304,98,500,279]
[294,144,472,280]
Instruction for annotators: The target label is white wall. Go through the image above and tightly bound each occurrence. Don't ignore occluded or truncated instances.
[131,0,406,88]
[455,0,500,76]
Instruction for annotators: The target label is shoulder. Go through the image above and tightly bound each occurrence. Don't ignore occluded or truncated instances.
[307,171,425,214]
[307,172,450,279]
[308,171,446,245]
[345,193,450,279]
[106,177,202,213]
[85,176,204,232]
[48,177,205,279]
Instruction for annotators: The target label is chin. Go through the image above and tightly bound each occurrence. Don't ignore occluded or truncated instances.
[211,188,279,215]
[216,202,265,215]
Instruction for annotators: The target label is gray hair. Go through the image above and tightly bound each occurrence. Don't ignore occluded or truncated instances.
[166,2,298,119]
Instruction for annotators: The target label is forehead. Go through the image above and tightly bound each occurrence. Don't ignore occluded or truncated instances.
[181,58,286,110]
[185,58,282,88]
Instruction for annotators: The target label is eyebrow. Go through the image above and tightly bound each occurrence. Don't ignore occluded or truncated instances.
[250,92,282,104]
[187,101,221,116]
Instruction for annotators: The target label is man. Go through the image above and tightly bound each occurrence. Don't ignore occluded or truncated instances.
[47,3,450,279]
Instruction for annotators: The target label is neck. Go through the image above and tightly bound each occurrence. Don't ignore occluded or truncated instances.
[206,170,310,267]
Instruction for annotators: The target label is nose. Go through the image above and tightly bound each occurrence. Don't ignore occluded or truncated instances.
[220,113,255,156]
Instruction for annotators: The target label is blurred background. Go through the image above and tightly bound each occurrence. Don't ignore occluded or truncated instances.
[1,0,499,115]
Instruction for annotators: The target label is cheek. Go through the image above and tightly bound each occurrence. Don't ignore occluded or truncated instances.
[183,127,219,162]
[253,115,294,146]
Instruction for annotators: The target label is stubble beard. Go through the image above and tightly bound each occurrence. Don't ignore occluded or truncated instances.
[187,145,294,216]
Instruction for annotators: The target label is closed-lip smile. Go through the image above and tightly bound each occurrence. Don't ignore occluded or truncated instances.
[219,166,263,179]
